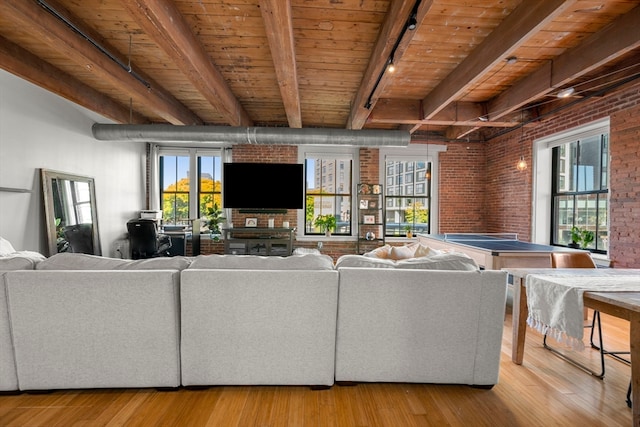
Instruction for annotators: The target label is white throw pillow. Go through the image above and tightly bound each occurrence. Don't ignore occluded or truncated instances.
[0,237,16,256]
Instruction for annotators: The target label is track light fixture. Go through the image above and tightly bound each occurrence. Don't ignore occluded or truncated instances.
[387,59,396,73]
[557,87,575,98]
[408,13,418,30]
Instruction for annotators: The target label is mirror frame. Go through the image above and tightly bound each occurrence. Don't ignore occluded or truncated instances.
[41,169,101,257]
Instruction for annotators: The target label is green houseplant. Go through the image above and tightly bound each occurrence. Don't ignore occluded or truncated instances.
[205,203,226,239]
[314,214,337,236]
[404,224,413,238]
[569,226,595,249]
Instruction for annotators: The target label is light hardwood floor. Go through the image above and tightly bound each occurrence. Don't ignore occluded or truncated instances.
[0,309,632,426]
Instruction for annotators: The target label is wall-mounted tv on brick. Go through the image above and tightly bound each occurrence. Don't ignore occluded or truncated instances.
[223,162,304,212]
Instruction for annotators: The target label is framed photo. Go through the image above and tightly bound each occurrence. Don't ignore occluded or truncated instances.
[358,184,371,194]
[368,200,378,209]
[245,217,258,227]
[372,184,381,194]
[359,199,369,209]
[363,215,375,224]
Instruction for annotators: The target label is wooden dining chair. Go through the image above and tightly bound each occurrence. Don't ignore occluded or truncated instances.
[544,252,630,378]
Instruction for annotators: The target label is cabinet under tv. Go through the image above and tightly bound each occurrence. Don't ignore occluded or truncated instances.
[222,227,295,256]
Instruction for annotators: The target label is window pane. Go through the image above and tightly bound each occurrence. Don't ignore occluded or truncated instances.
[553,195,573,245]
[597,196,608,251]
[601,134,609,189]
[577,136,601,191]
[198,155,222,217]
[160,155,190,224]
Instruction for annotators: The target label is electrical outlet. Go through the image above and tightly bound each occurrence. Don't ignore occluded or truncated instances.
[317,241,323,249]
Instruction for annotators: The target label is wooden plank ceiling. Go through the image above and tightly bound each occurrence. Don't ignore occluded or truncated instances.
[0,0,639,141]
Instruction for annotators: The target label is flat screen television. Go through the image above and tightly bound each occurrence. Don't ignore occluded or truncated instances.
[223,162,304,211]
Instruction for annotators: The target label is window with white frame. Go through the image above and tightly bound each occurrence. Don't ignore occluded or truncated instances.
[153,147,225,226]
[533,118,610,254]
[380,146,443,237]
[384,158,430,236]
[299,147,356,236]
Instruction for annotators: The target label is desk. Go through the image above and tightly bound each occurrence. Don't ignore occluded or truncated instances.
[418,233,572,270]
[508,268,640,427]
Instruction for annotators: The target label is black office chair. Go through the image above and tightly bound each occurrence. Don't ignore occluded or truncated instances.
[62,223,95,254]
[127,219,172,259]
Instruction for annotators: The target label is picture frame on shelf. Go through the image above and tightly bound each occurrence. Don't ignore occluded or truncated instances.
[359,199,369,209]
[372,184,381,194]
[358,184,371,194]
[363,215,375,224]
[245,217,258,227]
[368,200,378,209]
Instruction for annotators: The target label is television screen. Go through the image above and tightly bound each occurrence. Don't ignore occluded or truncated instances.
[223,163,304,210]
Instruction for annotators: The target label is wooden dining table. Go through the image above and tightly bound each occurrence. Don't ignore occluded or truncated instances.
[506,268,640,427]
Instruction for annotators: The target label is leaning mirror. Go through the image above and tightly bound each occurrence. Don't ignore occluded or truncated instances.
[41,169,101,256]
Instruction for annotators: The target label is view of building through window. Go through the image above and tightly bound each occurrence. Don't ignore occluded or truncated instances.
[552,133,609,252]
[384,160,430,236]
[304,157,352,235]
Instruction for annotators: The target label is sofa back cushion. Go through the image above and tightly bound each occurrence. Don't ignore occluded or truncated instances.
[189,253,335,270]
[0,256,39,271]
[336,251,478,271]
[36,252,191,271]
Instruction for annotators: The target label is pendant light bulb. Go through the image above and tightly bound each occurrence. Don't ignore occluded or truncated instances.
[517,156,528,171]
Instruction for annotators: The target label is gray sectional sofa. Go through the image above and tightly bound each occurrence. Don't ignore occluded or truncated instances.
[0,249,508,391]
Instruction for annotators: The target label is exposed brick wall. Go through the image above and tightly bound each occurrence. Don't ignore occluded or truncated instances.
[483,127,533,241]
[609,102,640,267]
[437,143,487,234]
[226,144,299,235]
[359,148,379,184]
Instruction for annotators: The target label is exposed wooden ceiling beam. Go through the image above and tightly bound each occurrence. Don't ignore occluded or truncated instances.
[368,100,520,128]
[347,0,432,130]
[259,0,301,128]
[122,0,253,127]
[1,0,201,126]
[417,0,575,135]
[0,35,147,125]
[488,5,640,122]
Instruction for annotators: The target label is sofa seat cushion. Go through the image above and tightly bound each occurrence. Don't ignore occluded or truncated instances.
[336,251,478,270]
[188,253,335,270]
[36,252,191,271]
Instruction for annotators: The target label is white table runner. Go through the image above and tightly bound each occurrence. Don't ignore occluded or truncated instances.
[526,273,640,350]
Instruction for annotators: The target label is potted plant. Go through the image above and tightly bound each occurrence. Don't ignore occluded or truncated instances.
[314,214,336,237]
[205,203,226,241]
[404,225,413,238]
[569,226,595,249]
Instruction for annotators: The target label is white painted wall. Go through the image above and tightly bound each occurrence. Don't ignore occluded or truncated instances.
[0,70,147,256]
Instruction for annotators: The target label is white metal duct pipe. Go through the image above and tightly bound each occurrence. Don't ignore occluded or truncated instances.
[91,124,410,147]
